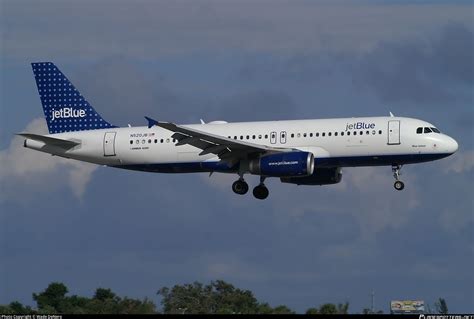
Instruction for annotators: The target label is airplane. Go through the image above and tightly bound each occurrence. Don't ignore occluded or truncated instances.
[19,62,459,200]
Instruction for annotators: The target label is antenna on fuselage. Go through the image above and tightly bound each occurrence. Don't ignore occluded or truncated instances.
[389,112,395,117]
[200,119,206,124]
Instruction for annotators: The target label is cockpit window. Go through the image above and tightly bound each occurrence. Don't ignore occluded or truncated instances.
[416,127,423,134]
[424,127,432,133]
[431,127,440,133]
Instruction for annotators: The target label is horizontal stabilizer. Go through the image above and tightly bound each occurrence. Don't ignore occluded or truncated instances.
[17,133,80,149]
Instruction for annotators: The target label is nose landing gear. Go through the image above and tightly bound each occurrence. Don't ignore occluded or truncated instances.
[392,164,405,191]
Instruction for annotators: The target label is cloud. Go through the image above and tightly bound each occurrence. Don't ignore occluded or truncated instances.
[2,2,473,60]
[355,23,474,105]
[0,118,97,202]
[442,150,474,174]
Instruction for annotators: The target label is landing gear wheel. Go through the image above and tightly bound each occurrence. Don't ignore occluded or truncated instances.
[394,180,405,191]
[253,185,269,200]
[232,180,249,195]
[391,164,405,191]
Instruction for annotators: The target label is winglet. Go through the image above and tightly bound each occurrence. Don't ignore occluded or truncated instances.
[145,116,159,128]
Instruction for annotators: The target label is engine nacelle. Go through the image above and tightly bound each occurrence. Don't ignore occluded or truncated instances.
[249,152,314,177]
[280,167,342,185]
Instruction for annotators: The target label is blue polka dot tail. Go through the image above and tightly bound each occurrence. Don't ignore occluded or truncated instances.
[31,62,116,134]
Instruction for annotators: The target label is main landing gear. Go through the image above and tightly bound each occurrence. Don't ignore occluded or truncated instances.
[232,178,249,195]
[392,164,405,191]
[232,176,269,200]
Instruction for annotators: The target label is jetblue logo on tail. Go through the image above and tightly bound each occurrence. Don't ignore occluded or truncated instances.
[51,108,86,121]
[31,62,116,134]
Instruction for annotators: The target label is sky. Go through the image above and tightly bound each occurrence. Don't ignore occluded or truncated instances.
[1,0,473,313]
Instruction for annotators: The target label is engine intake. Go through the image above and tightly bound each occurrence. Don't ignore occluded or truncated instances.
[249,151,314,177]
[280,167,342,185]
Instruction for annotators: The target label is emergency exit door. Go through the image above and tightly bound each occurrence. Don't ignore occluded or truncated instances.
[103,132,117,156]
[388,120,400,145]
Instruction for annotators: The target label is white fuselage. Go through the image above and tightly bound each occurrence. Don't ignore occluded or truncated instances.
[25,116,458,174]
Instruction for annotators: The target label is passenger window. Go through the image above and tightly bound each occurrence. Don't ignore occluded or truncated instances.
[154,139,157,143]
[129,140,133,144]
[265,134,268,139]
[291,133,294,138]
[366,131,369,135]
[252,135,255,139]
[297,133,301,138]
[335,132,338,136]
[303,133,307,137]
[258,134,262,139]
[359,131,363,135]
[372,130,376,135]
[322,132,326,137]
[424,127,432,133]
[234,136,237,139]
[160,139,164,143]
[341,132,344,136]
[347,131,350,136]
[310,133,313,137]
[378,130,382,134]
[240,136,243,140]
[148,139,152,144]
[316,133,319,137]
[166,138,170,143]
[328,132,332,137]
[416,127,423,134]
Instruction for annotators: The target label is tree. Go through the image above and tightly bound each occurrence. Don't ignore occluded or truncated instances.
[306,307,319,314]
[336,302,349,314]
[157,280,260,314]
[435,298,448,314]
[319,303,338,314]
[94,288,117,302]
[272,305,295,314]
[33,282,68,311]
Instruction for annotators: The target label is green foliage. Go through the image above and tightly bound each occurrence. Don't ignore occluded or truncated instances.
[33,282,68,310]
[435,298,448,314]
[1,280,355,314]
[0,302,34,315]
[306,302,349,315]
[158,280,297,314]
[272,305,295,314]
[319,303,338,314]
[305,307,319,314]
[158,280,260,314]
[29,282,156,314]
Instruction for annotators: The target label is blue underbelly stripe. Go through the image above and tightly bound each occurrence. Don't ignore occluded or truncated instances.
[112,153,453,173]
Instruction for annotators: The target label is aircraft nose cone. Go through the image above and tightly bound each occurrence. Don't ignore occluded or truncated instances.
[446,136,458,154]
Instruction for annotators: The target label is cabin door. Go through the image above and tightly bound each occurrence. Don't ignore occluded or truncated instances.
[388,120,400,145]
[104,132,117,156]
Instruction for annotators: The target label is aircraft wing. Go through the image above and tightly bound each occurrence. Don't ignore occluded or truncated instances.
[17,133,80,149]
[145,116,290,165]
